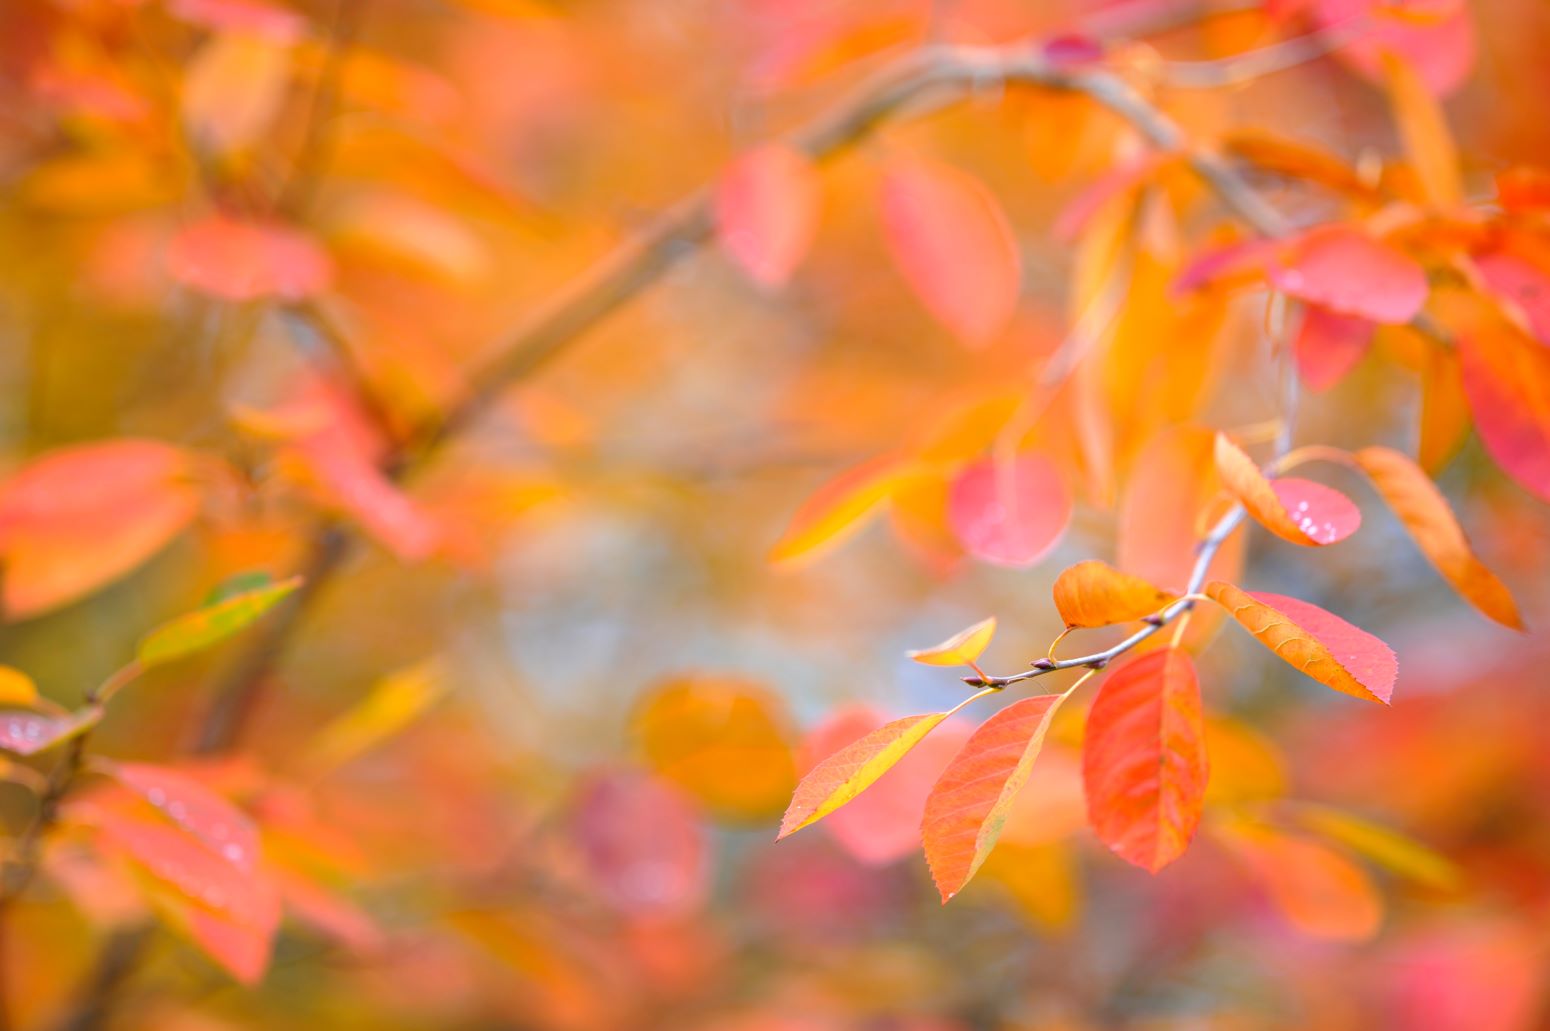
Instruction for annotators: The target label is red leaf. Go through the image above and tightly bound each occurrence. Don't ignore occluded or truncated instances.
[947,454,1071,567]
[922,693,1067,900]
[1082,649,1208,873]
[1455,317,1550,503]
[880,156,1021,346]
[104,762,261,874]
[0,440,203,620]
[1295,307,1374,390]
[1271,225,1428,325]
[715,143,820,288]
[168,215,332,302]
[1475,250,1550,346]
[1312,0,1475,97]
[1269,478,1362,545]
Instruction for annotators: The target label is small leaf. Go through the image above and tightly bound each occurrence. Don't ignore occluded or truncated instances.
[1293,804,1461,890]
[1218,818,1383,941]
[715,143,820,288]
[0,667,40,708]
[1205,581,1397,703]
[780,700,982,840]
[880,156,1021,346]
[1270,225,1428,325]
[137,577,302,669]
[0,706,101,756]
[303,660,448,774]
[1354,446,1523,629]
[1052,560,1173,629]
[948,454,1071,568]
[922,693,1067,900]
[1082,649,1208,873]
[1295,307,1374,391]
[907,617,996,667]
[1215,434,1361,546]
[101,762,261,874]
[769,454,909,566]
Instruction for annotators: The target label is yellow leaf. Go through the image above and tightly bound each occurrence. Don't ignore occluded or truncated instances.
[0,667,39,709]
[303,660,448,774]
[907,616,996,666]
[1293,804,1461,890]
[769,454,910,566]
[1051,560,1173,629]
[1382,51,1463,208]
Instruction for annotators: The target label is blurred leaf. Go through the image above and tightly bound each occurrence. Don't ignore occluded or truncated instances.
[572,771,707,917]
[1270,225,1428,325]
[1295,308,1374,391]
[769,454,910,566]
[1382,51,1463,207]
[1218,818,1384,942]
[1292,804,1461,890]
[100,761,262,874]
[167,215,333,301]
[303,659,448,774]
[1206,582,1397,703]
[715,143,820,288]
[948,454,1071,567]
[0,706,102,757]
[137,577,302,670]
[0,667,40,709]
[182,31,294,158]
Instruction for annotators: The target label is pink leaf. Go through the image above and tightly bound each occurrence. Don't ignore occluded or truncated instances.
[947,454,1071,567]
[168,215,332,302]
[1295,307,1374,390]
[1271,225,1428,325]
[1312,0,1475,97]
[572,770,707,917]
[715,144,820,288]
[1269,478,1363,545]
[103,762,261,874]
[880,156,1021,346]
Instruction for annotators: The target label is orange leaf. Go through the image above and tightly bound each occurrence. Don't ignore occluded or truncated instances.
[1452,305,1550,503]
[1214,434,1361,546]
[167,215,332,302]
[101,762,262,874]
[880,156,1021,346]
[182,30,294,158]
[0,440,203,620]
[1219,820,1383,942]
[1312,0,1475,97]
[1082,649,1208,873]
[1051,560,1173,629]
[1271,225,1428,325]
[907,616,996,666]
[1205,581,1397,703]
[715,144,820,288]
[1118,426,1243,592]
[779,688,990,840]
[1353,446,1522,629]
[1381,51,1463,207]
[769,454,908,566]
[948,454,1071,567]
[922,692,1067,900]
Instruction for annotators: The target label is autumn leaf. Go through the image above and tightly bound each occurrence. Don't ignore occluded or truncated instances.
[572,771,707,917]
[1214,434,1361,546]
[1051,560,1173,629]
[907,617,996,666]
[1217,818,1384,941]
[1082,649,1208,873]
[0,667,40,708]
[1353,446,1523,629]
[137,577,303,669]
[779,689,992,840]
[167,214,332,301]
[101,761,262,874]
[302,659,449,774]
[715,143,820,288]
[1271,225,1429,325]
[1292,803,1461,890]
[1452,305,1550,503]
[0,706,102,757]
[0,440,204,620]
[1205,581,1397,703]
[922,692,1067,900]
[879,156,1021,346]
[1118,425,1244,593]
[1312,0,1476,96]
[948,454,1071,567]
[182,30,294,159]
[1295,307,1374,391]
[1381,51,1463,207]
[769,454,910,566]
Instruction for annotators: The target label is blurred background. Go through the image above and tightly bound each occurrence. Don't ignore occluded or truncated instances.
[1,0,1549,1028]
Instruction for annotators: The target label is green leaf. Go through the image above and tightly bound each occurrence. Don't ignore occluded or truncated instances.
[137,577,303,669]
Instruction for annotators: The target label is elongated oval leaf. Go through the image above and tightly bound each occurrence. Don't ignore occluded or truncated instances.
[1295,307,1374,391]
[137,576,302,669]
[1381,51,1463,207]
[715,143,819,288]
[1052,560,1173,629]
[1354,446,1523,629]
[780,710,953,839]
[880,156,1021,346]
[1270,224,1428,325]
[948,454,1071,567]
[1454,309,1550,503]
[1215,434,1360,546]
[1082,649,1208,872]
[102,761,262,874]
[1205,581,1397,703]
[0,705,101,757]
[922,693,1067,900]
[769,454,908,566]
[907,617,996,667]
[1293,804,1460,890]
